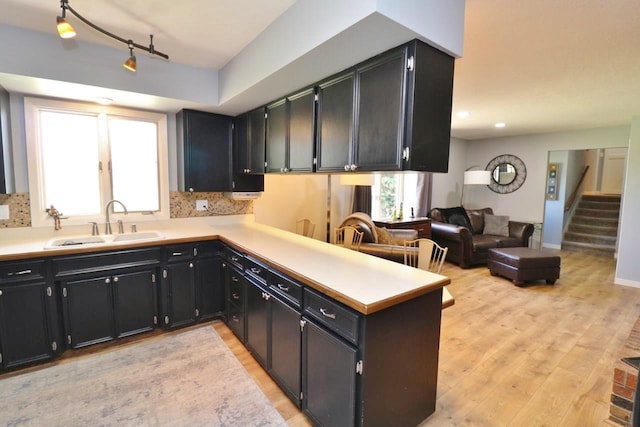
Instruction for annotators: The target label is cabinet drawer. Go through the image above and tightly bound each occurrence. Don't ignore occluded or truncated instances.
[269,270,302,309]
[245,256,269,284]
[0,260,46,283]
[227,273,244,308]
[227,302,245,342]
[53,248,160,278]
[304,289,359,345]
[223,246,244,270]
[164,244,196,262]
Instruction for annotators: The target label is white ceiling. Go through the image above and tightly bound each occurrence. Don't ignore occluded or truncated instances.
[1,0,640,140]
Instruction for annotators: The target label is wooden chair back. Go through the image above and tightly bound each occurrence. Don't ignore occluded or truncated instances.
[296,219,316,238]
[334,226,364,251]
[404,238,448,274]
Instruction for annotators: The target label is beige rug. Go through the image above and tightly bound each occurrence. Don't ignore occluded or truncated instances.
[0,325,287,426]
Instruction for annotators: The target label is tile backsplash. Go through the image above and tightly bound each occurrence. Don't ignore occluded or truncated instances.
[0,192,252,229]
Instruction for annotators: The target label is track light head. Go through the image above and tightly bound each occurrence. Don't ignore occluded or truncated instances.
[56,16,76,39]
[123,44,136,72]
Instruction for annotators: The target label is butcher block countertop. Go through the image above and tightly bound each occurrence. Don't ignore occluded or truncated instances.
[0,216,452,315]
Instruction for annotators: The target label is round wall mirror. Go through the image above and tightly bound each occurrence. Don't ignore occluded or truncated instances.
[486,154,526,193]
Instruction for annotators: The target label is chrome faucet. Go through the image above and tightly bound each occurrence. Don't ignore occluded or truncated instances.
[105,199,128,235]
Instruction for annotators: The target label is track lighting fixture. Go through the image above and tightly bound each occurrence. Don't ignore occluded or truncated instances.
[56,0,168,72]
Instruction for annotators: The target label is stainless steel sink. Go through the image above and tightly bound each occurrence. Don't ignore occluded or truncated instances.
[111,231,165,243]
[43,236,106,250]
[43,231,165,249]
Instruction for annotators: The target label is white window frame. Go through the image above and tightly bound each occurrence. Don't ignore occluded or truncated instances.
[24,97,170,228]
[372,172,418,219]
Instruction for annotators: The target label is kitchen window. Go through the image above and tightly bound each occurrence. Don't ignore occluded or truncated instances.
[371,173,418,219]
[24,97,169,228]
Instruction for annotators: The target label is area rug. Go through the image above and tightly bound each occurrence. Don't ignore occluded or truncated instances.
[0,326,287,426]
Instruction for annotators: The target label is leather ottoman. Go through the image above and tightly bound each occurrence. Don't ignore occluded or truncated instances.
[488,247,561,286]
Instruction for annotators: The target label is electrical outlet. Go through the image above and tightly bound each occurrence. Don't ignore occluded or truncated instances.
[0,205,9,220]
[195,200,208,211]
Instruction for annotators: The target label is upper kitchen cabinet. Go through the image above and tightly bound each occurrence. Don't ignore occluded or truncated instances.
[234,107,266,175]
[177,109,233,192]
[0,86,9,194]
[317,39,454,173]
[316,72,355,173]
[403,39,455,172]
[266,88,315,173]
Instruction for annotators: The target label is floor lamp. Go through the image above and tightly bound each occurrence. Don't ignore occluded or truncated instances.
[461,168,491,206]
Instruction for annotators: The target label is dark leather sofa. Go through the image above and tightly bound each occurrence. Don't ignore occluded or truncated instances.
[339,212,418,263]
[429,207,534,268]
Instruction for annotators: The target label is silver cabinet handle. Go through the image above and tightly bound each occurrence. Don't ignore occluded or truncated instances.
[251,267,261,274]
[232,293,240,300]
[7,269,32,276]
[113,276,119,283]
[277,284,290,292]
[320,308,336,319]
[172,252,183,256]
[231,256,239,262]
[231,276,239,283]
[232,315,240,323]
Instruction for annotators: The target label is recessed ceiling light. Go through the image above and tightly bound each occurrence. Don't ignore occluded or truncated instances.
[94,97,113,105]
[494,122,506,128]
[457,111,470,118]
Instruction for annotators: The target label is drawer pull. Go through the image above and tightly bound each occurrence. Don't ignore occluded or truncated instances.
[232,315,240,323]
[250,267,261,274]
[231,276,240,283]
[232,293,240,300]
[7,269,32,276]
[172,252,183,256]
[231,256,239,262]
[320,308,336,319]
[277,284,290,292]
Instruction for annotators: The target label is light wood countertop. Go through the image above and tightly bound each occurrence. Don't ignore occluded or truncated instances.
[0,218,451,315]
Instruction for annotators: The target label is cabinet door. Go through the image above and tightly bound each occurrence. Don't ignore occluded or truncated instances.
[63,276,115,348]
[179,109,233,192]
[198,256,224,320]
[113,270,157,338]
[270,294,301,405]
[248,107,266,173]
[165,263,197,328]
[0,282,52,368]
[266,99,287,173]
[355,48,407,171]
[316,73,355,172]
[303,318,357,427]
[223,263,245,342]
[288,89,315,172]
[245,277,269,368]
[233,114,249,174]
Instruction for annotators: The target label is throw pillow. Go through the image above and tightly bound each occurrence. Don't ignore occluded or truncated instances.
[375,226,393,244]
[438,207,473,231]
[483,214,510,237]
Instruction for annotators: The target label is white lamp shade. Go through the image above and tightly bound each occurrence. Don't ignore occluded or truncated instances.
[339,174,375,186]
[464,170,491,185]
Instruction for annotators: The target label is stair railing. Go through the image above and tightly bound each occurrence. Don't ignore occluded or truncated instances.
[564,165,590,212]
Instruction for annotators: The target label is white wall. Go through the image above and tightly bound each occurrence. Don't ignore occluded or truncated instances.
[616,116,640,286]
[431,137,468,209]
[542,151,568,248]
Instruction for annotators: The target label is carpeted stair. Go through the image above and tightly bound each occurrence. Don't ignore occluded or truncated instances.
[562,194,620,256]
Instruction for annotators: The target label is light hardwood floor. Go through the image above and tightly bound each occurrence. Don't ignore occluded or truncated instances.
[217,251,640,426]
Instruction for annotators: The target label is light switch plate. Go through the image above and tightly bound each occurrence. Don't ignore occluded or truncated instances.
[195,200,208,211]
[0,205,9,220]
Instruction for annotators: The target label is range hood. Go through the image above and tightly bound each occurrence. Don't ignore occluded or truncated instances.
[224,191,262,200]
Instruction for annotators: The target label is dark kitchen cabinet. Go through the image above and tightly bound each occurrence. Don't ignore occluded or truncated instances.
[234,107,266,174]
[54,248,161,349]
[354,47,407,171]
[266,88,315,173]
[303,318,357,427]
[270,289,302,404]
[0,259,60,369]
[161,245,198,328]
[196,241,225,321]
[0,86,9,194]
[61,268,157,348]
[245,275,269,368]
[223,263,246,342]
[177,109,233,192]
[316,72,355,173]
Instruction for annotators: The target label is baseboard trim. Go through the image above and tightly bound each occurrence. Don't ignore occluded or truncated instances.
[542,243,561,249]
[615,277,640,288]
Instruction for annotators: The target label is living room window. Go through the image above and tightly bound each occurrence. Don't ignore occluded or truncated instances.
[24,97,169,227]
[372,173,418,219]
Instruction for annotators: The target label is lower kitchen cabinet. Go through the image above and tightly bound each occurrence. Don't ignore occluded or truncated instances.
[246,275,269,367]
[302,318,357,427]
[223,260,246,342]
[0,259,60,369]
[162,261,197,328]
[61,268,158,348]
[197,255,224,321]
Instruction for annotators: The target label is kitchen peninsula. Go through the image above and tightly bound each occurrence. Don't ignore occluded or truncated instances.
[0,216,449,426]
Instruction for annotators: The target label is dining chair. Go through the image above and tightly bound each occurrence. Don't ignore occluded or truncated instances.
[334,226,364,251]
[404,238,448,274]
[296,219,316,238]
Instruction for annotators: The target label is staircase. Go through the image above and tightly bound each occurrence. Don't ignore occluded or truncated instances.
[562,194,620,256]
